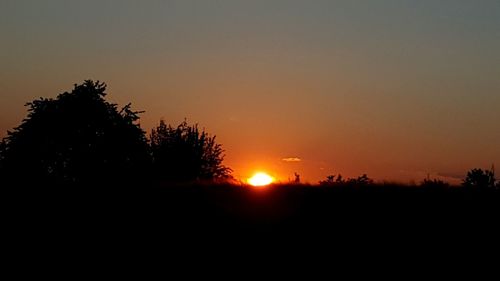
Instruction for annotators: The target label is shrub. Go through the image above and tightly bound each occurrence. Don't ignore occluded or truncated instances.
[462,168,496,189]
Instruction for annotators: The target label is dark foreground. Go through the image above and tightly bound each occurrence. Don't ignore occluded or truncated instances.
[4,182,500,270]
[6,183,500,236]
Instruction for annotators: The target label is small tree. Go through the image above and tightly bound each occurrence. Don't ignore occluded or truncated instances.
[150,120,231,182]
[462,168,496,189]
[0,80,150,185]
[348,174,374,186]
[319,175,336,186]
[319,174,344,186]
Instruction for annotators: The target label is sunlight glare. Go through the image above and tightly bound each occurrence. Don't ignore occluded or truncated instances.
[248,172,275,186]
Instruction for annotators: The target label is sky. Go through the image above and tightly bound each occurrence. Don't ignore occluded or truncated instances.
[1,0,499,183]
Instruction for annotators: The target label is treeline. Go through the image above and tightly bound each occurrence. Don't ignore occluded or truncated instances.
[0,80,498,189]
[318,168,499,190]
[0,80,230,186]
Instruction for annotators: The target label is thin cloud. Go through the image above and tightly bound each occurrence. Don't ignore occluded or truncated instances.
[282,157,301,163]
[437,172,465,180]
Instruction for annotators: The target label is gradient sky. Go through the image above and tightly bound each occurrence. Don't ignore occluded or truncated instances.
[1,0,499,183]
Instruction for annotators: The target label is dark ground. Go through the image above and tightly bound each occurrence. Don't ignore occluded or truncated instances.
[5,183,499,236]
[4,183,498,278]
[3,182,500,274]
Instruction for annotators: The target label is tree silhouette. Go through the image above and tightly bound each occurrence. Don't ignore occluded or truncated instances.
[0,80,150,185]
[347,174,374,186]
[462,168,496,189]
[319,174,341,186]
[150,120,231,182]
[319,173,373,186]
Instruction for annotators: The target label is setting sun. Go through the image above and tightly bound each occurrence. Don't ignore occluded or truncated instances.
[248,172,275,187]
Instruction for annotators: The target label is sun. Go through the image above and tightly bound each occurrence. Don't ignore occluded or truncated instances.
[248,172,275,187]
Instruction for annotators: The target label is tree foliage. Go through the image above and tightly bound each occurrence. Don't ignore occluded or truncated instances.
[150,120,232,182]
[0,80,150,184]
[462,168,496,189]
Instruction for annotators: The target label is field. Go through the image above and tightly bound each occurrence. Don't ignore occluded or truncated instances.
[7,183,499,234]
[3,182,499,265]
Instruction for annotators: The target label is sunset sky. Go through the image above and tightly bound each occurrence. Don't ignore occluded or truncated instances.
[1,0,499,183]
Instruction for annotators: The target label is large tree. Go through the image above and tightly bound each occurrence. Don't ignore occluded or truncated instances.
[0,80,150,185]
[150,120,232,182]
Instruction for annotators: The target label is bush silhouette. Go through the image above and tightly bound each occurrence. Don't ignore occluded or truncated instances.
[0,80,150,185]
[420,178,449,189]
[462,168,496,189]
[319,174,345,186]
[319,173,373,186]
[150,120,231,182]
